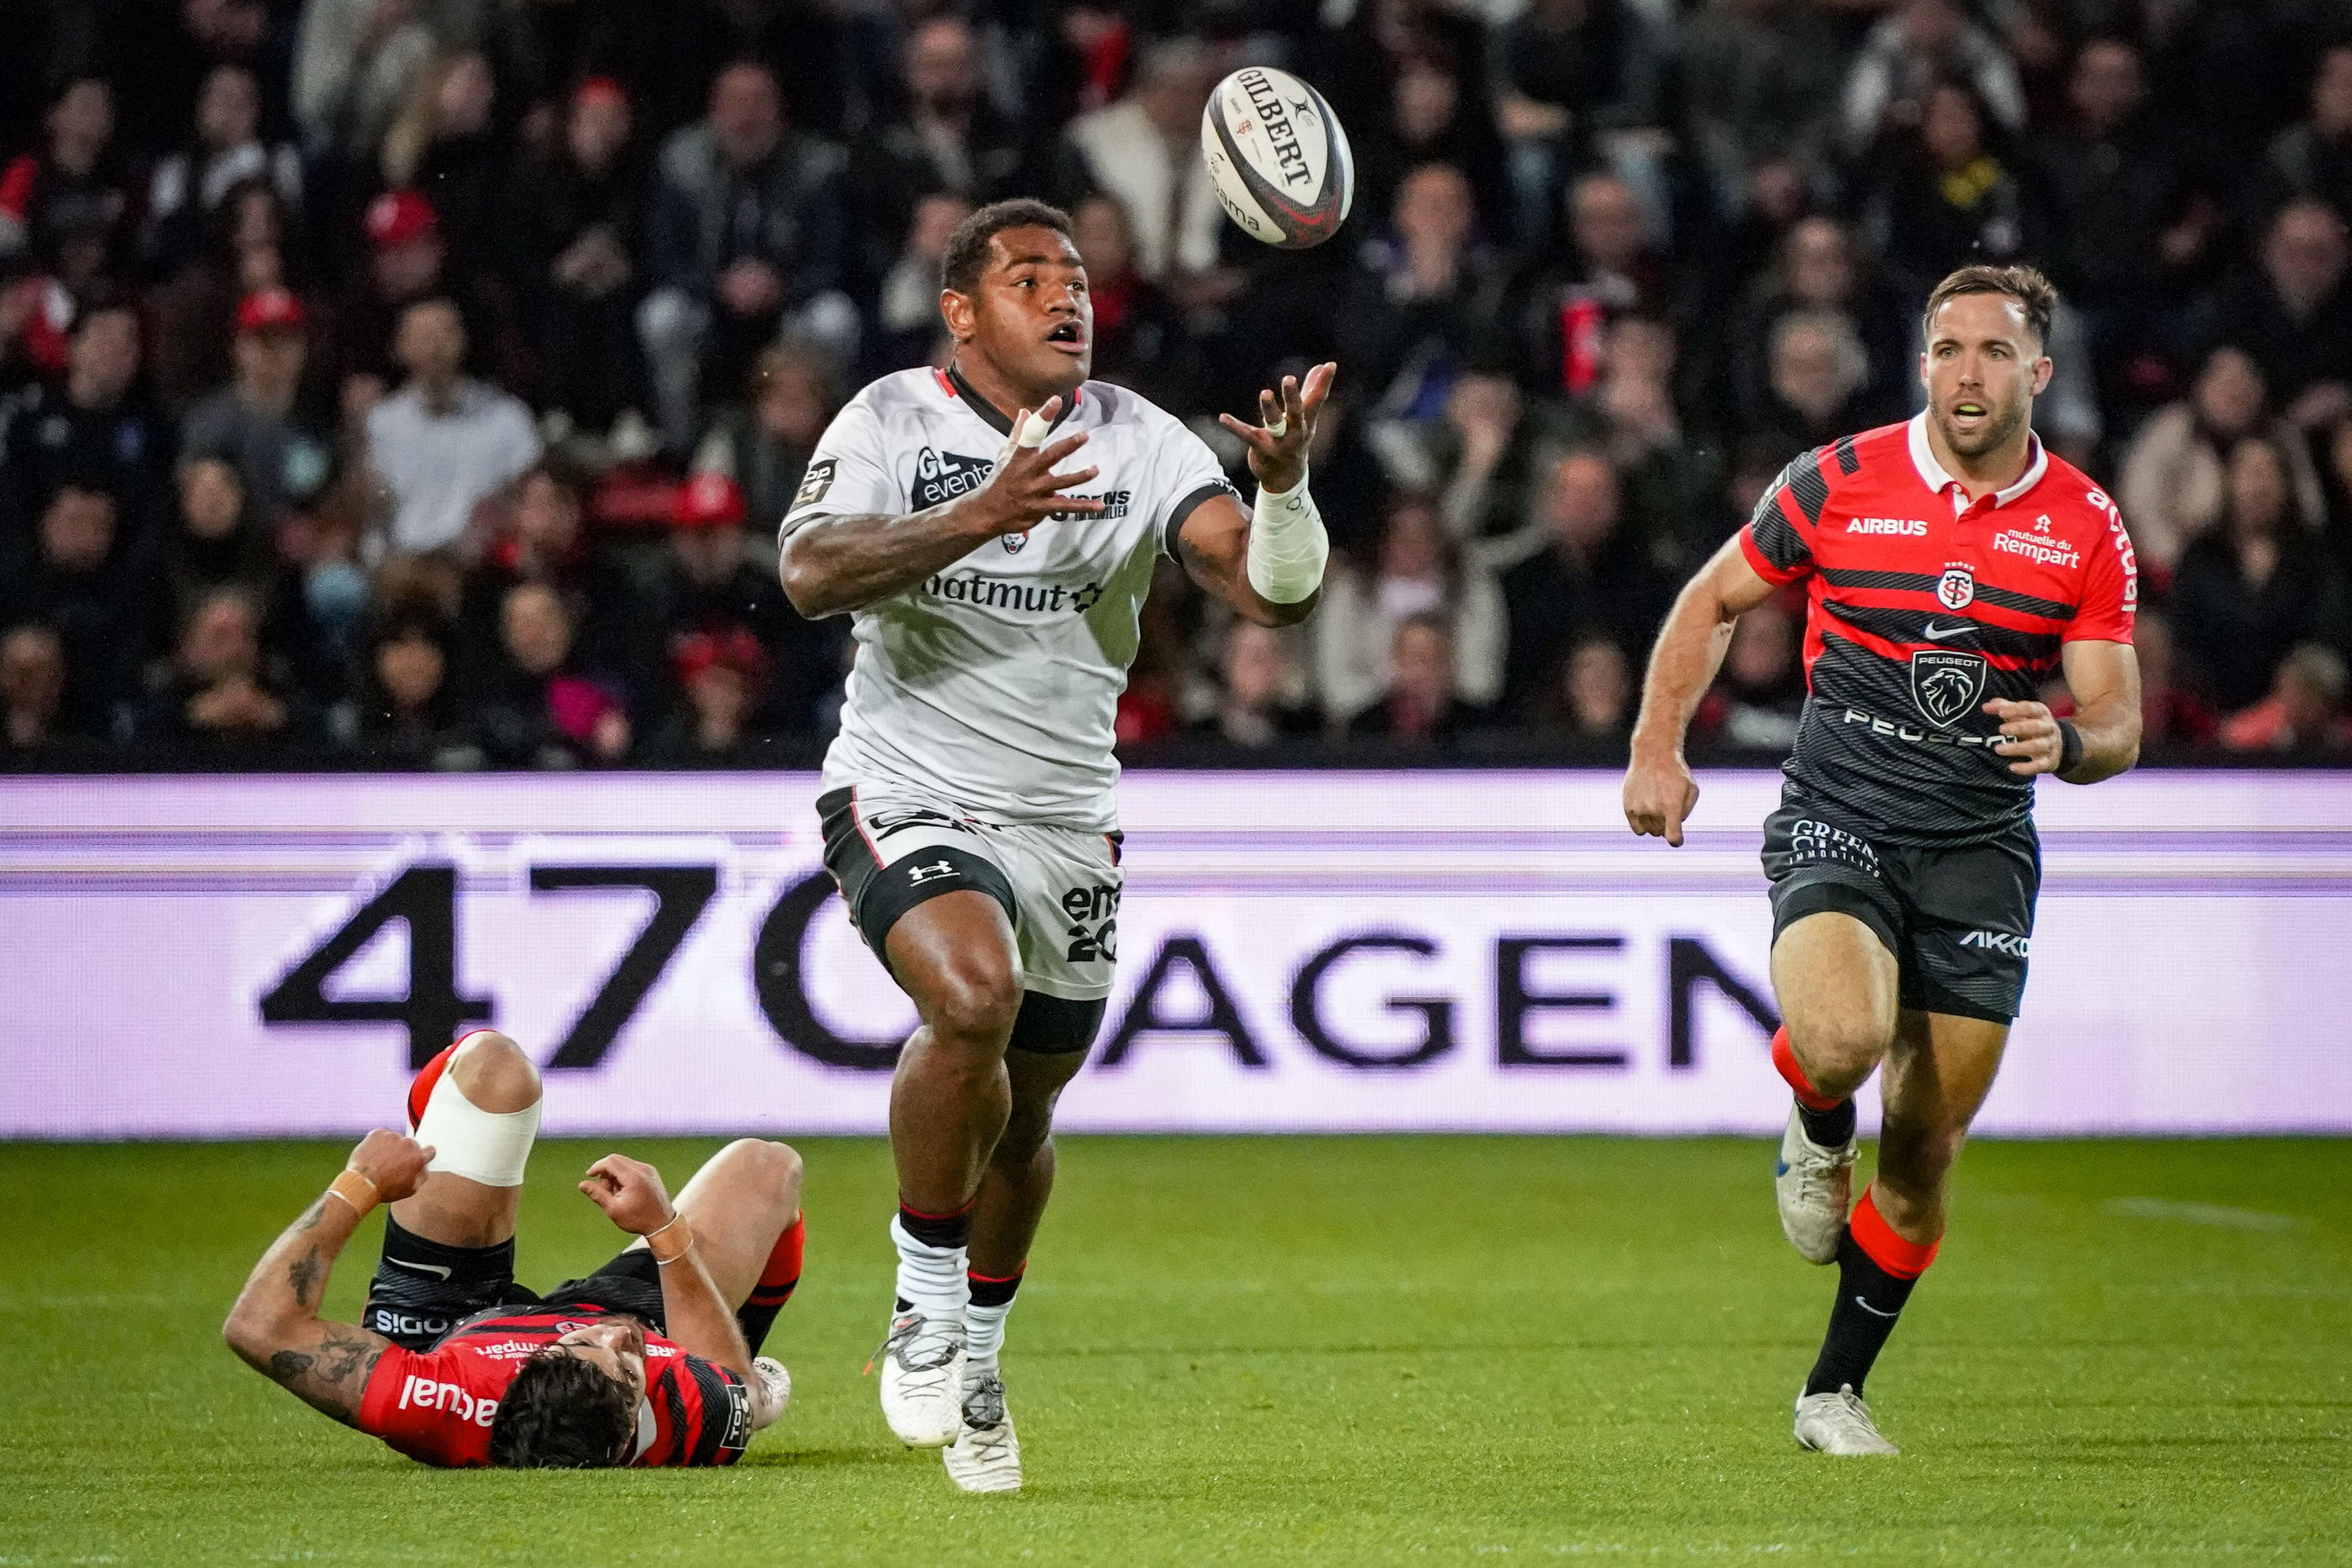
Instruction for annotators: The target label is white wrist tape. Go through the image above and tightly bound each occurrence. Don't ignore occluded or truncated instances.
[412,1051,541,1188]
[1245,472,1328,604]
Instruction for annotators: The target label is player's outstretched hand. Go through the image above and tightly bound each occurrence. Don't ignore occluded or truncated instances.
[980,395,1108,536]
[348,1129,434,1204]
[1986,698,2064,775]
[1221,362,1336,494]
[579,1153,677,1235]
[1624,747,1700,847]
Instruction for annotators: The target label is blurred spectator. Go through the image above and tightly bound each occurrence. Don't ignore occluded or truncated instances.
[691,344,837,551]
[182,286,333,528]
[365,296,539,557]
[1315,493,1507,725]
[1562,313,1717,569]
[292,0,464,161]
[2118,346,2325,577]
[1840,0,2025,159]
[1487,0,1671,251]
[458,456,648,707]
[2219,644,2352,755]
[639,61,854,454]
[379,51,505,295]
[1695,597,1804,750]
[869,191,970,375]
[1056,38,1221,283]
[1496,448,1670,718]
[2125,609,2216,750]
[0,302,168,536]
[1506,171,1675,401]
[139,584,297,745]
[0,481,152,735]
[857,15,1026,274]
[1190,621,1318,747]
[1423,369,1547,543]
[356,602,475,765]
[1347,612,1484,745]
[2171,436,2346,711]
[2263,45,2352,232]
[1680,0,1840,208]
[1343,163,1504,419]
[507,76,652,434]
[1353,39,1507,244]
[1538,634,1634,744]
[0,621,71,754]
[659,470,835,733]
[2206,199,2352,433]
[150,177,304,413]
[1861,79,2045,307]
[0,76,136,277]
[1068,195,1194,413]
[1746,308,1880,454]
[472,579,631,768]
[144,63,303,279]
[1727,217,1909,440]
[644,627,769,764]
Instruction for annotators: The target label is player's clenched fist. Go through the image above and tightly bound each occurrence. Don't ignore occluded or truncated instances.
[347,1129,434,1203]
[579,1153,678,1235]
[1986,698,2064,775]
[1623,747,1701,847]
[971,395,1107,535]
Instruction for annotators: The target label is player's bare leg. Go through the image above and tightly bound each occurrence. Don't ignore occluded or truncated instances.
[617,1137,806,1421]
[1795,1008,2008,1455]
[947,1046,1085,1493]
[874,890,1024,1447]
[1768,913,1899,1262]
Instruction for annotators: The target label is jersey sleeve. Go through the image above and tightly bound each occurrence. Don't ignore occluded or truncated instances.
[354,1344,501,1467]
[1737,448,1829,586]
[777,395,900,543]
[633,1352,752,1467]
[1148,415,1244,559]
[2067,497,2139,643]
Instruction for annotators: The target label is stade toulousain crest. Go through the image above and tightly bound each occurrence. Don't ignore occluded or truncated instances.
[1911,649,1987,729]
[1937,564,1977,610]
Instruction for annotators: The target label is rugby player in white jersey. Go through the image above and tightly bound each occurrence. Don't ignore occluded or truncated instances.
[776,198,1334,1492]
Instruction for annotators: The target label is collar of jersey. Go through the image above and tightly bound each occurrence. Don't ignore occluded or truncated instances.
[1906,412,2047,511]
[939,361,1081,440]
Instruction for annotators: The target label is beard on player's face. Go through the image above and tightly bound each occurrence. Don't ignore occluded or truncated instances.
[1932,383,2027,457]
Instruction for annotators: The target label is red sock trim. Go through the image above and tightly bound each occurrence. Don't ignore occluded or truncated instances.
[1849,1187,1940,1279]
[1772,1025,1845,1113]
[897,1198,976,1221]
[967,1263,1026,1285]
[755,1214,804,1294]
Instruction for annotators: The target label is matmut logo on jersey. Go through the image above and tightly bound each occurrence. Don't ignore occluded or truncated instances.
[927,570,1106,615]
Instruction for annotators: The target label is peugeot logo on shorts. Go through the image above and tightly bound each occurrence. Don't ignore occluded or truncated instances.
[1910,649,1987,729]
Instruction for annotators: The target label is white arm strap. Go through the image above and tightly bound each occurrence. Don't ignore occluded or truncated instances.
[1245,471,1328,604]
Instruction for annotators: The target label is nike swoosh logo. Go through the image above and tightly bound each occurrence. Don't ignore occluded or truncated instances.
[1922,621,1973,641]
[386,1258,453,1279]
[1852,1295,1899,1319]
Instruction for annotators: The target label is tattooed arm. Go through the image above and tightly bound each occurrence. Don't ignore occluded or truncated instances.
[222,1130,432,1427]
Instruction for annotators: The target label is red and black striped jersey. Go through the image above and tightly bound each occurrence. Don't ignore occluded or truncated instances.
[1739,415,2137,845]
[355,1308,751,1469]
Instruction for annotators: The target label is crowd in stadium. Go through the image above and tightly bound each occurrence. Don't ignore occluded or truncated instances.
[4,0,2352,768]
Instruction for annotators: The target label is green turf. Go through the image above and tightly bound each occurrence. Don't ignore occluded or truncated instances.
[2,1136,2346,1565]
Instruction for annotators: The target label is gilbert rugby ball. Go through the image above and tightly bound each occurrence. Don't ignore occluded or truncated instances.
[1201,66,1354,249]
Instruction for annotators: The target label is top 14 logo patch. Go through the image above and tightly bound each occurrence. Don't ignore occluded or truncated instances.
[1936,564,1976,610]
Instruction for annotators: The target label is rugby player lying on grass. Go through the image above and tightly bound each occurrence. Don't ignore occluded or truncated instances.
[223,1030,805,1467]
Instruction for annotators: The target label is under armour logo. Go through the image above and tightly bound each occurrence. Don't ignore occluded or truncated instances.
[906,860,958,885]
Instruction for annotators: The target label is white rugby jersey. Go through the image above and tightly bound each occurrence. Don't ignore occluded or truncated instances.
[780,365,1237,830]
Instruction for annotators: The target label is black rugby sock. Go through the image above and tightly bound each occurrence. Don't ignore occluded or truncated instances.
[1798,1098,1857,1148]
[1803,1191,1938,1397]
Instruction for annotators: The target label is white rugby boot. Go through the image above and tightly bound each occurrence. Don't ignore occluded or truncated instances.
[941,1369,1021,1493]
[869,1309,964,1448]
[749,1356,791,1429]
[1776,1103,1857,1264]
[1793,1384,1900,1455]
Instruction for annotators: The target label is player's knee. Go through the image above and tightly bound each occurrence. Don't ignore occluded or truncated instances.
[995,1114,1053,1169]
[449,1030,542,1114]
[927,962,1022,1048]
[720,1138,804,1206]
[1786,1015,1887,1088]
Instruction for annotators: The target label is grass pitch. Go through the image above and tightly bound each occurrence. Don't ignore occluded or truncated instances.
[2,1136,2346,1566]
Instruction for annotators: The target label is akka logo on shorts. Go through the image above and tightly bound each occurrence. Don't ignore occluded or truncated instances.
[1910,648,1987,729]
[1936,564,1977,610]
[1960,929,2030,957]
[911,448,995,509]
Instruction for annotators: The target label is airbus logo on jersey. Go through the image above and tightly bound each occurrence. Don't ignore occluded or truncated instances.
[911,448,995,509]
[926,571,1106,614]
[1847,517,1929,536]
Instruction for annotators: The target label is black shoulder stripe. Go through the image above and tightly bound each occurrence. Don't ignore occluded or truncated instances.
[1164,478,1244,559]
[1822,567,1940,592]
[1834,435,1861,475]
[1787,448,1831,526]
[685,1361,732,1466]
[658,1368,689,1465]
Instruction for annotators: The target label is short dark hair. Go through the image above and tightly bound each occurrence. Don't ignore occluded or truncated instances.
[940,199,1075,295]
[1922,264,2059,349]
[488,1349,637,1469]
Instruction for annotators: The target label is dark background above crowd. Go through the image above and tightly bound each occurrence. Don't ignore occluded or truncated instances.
[7,0,2352,772]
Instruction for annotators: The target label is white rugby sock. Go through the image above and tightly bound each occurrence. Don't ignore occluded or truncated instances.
[964,1299,1014,1377]
[890,1214,969,1335]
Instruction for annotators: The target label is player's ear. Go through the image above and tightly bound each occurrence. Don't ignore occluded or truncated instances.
[939,288,975,341]
[2030,355,2055,396]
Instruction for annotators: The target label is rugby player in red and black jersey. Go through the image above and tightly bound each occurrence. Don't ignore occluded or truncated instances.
[1623,265,2141,1455]
[222,1030,806,1467]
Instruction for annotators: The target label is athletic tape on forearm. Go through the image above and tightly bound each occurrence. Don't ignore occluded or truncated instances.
[1245,473,1327,604]
[413,1068,541,1188]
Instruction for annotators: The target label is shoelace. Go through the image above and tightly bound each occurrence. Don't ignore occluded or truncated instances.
[961,1375,1007,1430]
[864,1314,962,1378]
[1823,1387,1879,1438]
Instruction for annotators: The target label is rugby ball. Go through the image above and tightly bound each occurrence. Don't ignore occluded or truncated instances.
[1200,66,1354,249]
